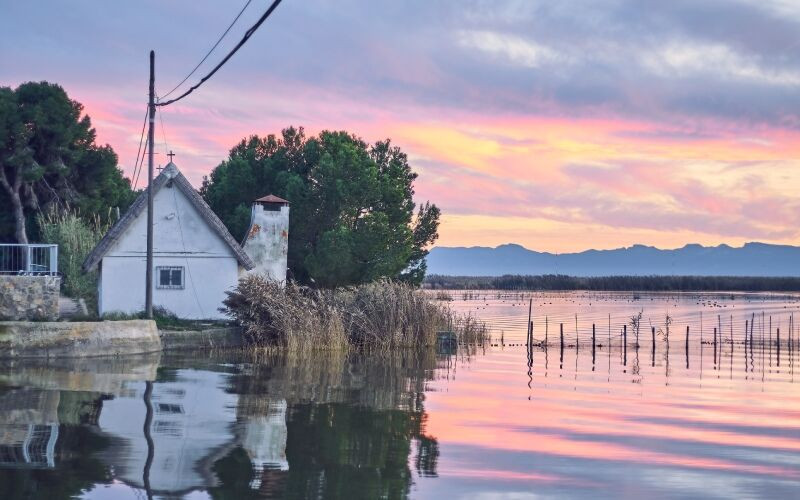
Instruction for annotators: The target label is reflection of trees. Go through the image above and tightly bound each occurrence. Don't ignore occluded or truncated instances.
[211,350,441,499]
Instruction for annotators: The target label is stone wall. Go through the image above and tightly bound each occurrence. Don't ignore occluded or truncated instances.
[0,320,161,358]
[0,275,60,321]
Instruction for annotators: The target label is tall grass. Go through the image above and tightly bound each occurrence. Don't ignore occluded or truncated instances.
[222,275,488,351]
[37,209,110,313]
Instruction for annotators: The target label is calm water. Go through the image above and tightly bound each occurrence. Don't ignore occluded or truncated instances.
[1,291,799,499]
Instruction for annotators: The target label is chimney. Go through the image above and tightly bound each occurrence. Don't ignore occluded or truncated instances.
[242,194,289,281]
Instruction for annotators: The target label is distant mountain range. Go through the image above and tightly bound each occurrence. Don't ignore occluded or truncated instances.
[425,242,800,277]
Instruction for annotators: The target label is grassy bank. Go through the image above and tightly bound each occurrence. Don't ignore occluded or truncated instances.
[424,274,800,292]
[223,276,487,350]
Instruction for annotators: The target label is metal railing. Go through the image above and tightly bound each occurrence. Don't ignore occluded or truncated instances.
[0,244,59,276]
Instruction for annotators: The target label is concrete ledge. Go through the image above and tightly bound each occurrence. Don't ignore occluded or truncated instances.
[160,326,243,351]
[0,320,162,358]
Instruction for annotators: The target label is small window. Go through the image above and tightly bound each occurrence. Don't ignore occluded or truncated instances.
[156,403,184,414]
[157,266,184,289]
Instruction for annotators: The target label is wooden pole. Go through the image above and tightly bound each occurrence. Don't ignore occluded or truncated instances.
[651,326,656,366]
[685,325,689,369]
[713,327,717,365]
[527,298,532,346]
[623,324,627,366]
[145,50,155,319]
[685,325,689,354]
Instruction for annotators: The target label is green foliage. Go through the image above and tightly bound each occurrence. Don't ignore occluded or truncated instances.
[201,127,440,287]
[0,81,134,243]
[37,209,109,312]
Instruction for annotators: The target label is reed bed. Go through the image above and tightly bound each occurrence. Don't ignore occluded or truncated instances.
[222,275,488,351]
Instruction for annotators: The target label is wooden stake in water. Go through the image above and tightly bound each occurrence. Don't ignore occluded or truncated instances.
[685,325,689,369]
[744,319,749,373]
[623,324,627,366]
[592,323,596,362]
[527,298,532,346]
[651,326,656,367]
[713,327,718,367]
[777,328,781,367]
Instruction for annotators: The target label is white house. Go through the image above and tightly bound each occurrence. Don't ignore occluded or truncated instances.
[83,161,289,320]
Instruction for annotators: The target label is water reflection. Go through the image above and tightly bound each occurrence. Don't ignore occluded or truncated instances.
[2,291,800,499]
[0,350,442,499]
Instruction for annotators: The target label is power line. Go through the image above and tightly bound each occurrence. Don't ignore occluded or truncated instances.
[157,0,283,107]
[131,106,149,190]
[133,136,147,190]
[160,0,254,100]
[157,100,169,156]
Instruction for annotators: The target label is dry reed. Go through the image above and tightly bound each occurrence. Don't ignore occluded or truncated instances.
[222,275,488,351]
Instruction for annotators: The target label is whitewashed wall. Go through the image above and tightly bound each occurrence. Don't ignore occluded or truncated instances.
[99,182,239,320]
[242,204,289,282]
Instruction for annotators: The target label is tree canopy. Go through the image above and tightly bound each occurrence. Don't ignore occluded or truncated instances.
[201,127,440,287]
[0,81,135,243]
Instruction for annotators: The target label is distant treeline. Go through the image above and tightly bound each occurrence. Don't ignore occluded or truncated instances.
[423,274,800,292]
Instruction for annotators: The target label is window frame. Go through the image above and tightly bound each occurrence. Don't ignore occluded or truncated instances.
[156,266,185,290]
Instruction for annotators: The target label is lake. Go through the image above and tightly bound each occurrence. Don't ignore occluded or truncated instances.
[1,291,799,499]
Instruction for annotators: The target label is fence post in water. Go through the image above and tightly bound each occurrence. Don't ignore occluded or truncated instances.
[651,326,656,366]
[769,316,772,366]
[623,324,627,366]
[777,328,781,367]
[685,325,690,369]
[592,323,596,360]
[686,326,689,354]
[560,323,564,366]
[527,298,533,346]
[713,327,717,366]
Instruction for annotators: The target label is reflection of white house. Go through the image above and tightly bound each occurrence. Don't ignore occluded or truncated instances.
[0,389,60,469]
[98,369,240,494]
[97,368,291,496]
[83,162,290,319]
[241,398,289,489]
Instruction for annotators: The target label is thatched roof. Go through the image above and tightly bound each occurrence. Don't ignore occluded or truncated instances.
[82,162,254,272]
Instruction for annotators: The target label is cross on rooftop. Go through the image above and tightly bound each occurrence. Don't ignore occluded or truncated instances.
[167,150,176,162]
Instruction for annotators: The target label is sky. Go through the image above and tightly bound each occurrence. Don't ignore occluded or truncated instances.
[2,0,800,252]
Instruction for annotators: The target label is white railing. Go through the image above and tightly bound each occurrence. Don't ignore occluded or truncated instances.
[0,244,59,276]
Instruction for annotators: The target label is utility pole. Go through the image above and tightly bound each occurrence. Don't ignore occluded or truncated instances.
[146,50,155,319]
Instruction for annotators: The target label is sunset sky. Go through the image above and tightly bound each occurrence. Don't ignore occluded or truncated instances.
[3,1,800,252]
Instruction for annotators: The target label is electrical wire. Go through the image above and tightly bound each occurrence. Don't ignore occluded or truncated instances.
[171,187,206,318]
[160,0,254,100]
[131,106,149,190]
[157,0,283,107]
[133,135,148,190]
[156,100,170,158]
